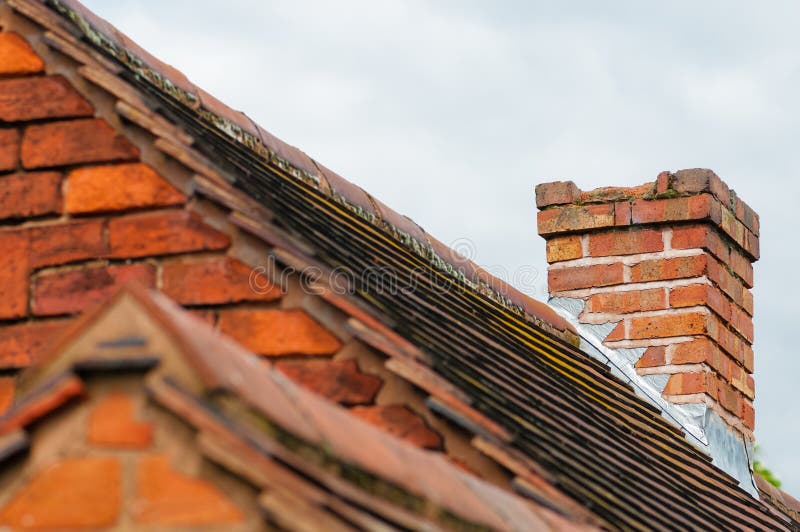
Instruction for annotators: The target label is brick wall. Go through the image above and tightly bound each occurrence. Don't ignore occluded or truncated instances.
[537,169,758,436]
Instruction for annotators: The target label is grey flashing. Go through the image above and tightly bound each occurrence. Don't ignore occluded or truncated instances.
[548,296,758,497]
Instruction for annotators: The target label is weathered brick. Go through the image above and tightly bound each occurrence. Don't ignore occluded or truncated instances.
[33,263,156,316]
[705,315,753,370]
[669,283,731,321]
[108,210,230,258]
[545,235,582,263]
[671,168,730,206]
[663,371,712,396]
[275,359,382,405]
[351,405,443,450]
[705,258,752,315]
[731,366,755,400]
[670,224,753,288]
[0,377,13,414]
[607,311,708,341]
[66,163,186,214]
[537,203,615,236]
[0,129,19,172]
[548,263,624,292]
[716,379,741,415]
[614,201,632,226]
[535,181,580,208]
[0,319,70,368]
[0,171,61,221]
[133,455,242,525]
[588,228,663,257]
[634,346,666,368]
[88,393,153,448]
[162,256,280,305]
[585,288,666,314]
[655,171,671,194]
[0,230,29,319]
[629,255,707,283]
[21,118,139,169]
[218,308,342,356]
[0,75,93,122]
[729,305,754,343]
[29,220,107,269]
[734,194,759,236]
[0,457,121,529]
[631,194,713,225]
[670,338,715,365]
[0,33,44,75]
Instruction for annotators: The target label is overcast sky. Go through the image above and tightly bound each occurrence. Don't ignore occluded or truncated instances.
[82,0,800,493]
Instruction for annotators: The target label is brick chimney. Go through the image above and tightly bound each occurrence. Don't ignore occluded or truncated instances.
[536,169,758,438]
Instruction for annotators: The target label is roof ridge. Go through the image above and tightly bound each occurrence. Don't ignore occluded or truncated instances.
[40,0,577,342]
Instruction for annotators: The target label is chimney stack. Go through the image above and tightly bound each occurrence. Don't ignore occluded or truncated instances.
[536,169,758,438]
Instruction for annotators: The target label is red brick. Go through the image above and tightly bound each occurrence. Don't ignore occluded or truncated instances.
[716,379,741,415]
[734,195,759,236]
[655,171,671,194]
[614,201,632,226]
[705,258,752,315]
[629,255,707,283]
[548,263,624,292]
[219,308,342,356]
[0,129,19,172]
[545,235,582,263]
[21,118,139,169]
[705,316,753,370]
[730,366,755,400]
[0,230,29,319]
[29,220,108,269]
[671,225,753,288]
[162,256,281,305]
[634,346,666,369]
[0,33,44,75]
[275,359,382,405]
[66,163,186,214]
[671,168,728,200]
[351,405,443,450]
[663,371,712,396]
[0,457,121,529]
[535,181,580,208]
[729,305,754,343]
[742,400,755,430]
[0,171,61,221]
[108,210,230,259]
[0,377,13,414]
[631,194,713,225]
[585,288,666,314]
[0,319,70,368]
[588,228,663,257]
[33,263,156,316]
[133,455,242,525]
[607,311,708,341]
[0,75,93,122]
[537,203,615,236]
[88,393,153,448]
[669,283,731,320]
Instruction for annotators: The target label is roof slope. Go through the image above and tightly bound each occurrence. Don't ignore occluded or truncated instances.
[11,0,798,529]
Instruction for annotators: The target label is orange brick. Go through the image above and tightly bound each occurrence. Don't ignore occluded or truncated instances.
[88,393,153,448]
[535,181,579,208]
[162,256,281,305]
[742,400,755,430]
[670,225,753,286]
[29,220,108,269]
[0,32,44,75]
[350,405,443,450]
[614,201,632,225]
[548,263,624,292]
[537,203,615,236]
[66,163,186,214]
[276,359,382,405]
[218,308,342,356]
[663,371,711,396]
[730,305,754,343]
[108,210,230,259]
[0,129,19,172]
[669,283,731,320]
[716,379,741,415]
[0,230,29,319]
[0,171,62,221]
[0,457,121,529]
[634,346,666,368]
[133,455,242,525]
[631,194,713,225]
[21,118,139,169]
[607,311,708,341]
[545,235,583,263]
[588,228,663,257]
[0,75,93,122]
[0,377,13,414]
[630,255,707,283]
[586,288,665,314]
[706,258,752,315]
[0,319,71,368]
[33,263,156,316]
[670,338,715,365]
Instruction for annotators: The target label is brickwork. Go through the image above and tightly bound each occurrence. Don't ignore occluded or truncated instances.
[537,169,758,435]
